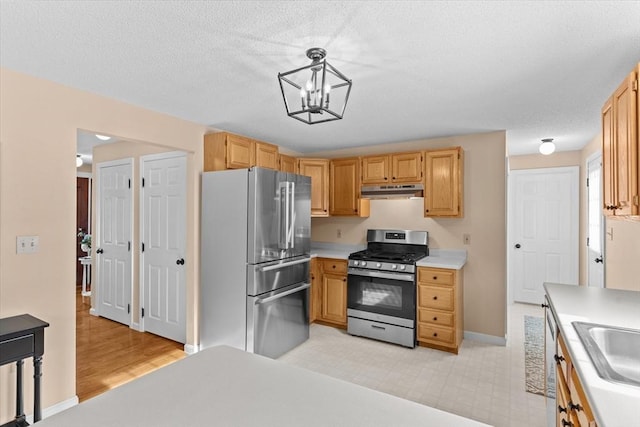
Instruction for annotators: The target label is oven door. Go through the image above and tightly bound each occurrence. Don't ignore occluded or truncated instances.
[347,268,415,324]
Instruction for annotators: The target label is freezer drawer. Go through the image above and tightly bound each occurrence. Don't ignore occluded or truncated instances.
[246,282,310,359]
[247,256,310,296]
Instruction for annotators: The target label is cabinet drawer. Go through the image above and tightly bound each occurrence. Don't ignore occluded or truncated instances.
[417,324,454,345]
[418,285,454,311]
[569,368,596,426]
[418,268,454,286]
[321,259,347,274]
[556,366,571,423]
[0,334,34,363]
[418,308,454,327]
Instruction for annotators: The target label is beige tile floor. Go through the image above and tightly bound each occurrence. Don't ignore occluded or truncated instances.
[279,303,547,427]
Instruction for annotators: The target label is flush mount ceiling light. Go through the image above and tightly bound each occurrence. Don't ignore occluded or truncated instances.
[95,134,111,141]
[278,48,352,125]
[76,154,83,167]
[539,138,556,155]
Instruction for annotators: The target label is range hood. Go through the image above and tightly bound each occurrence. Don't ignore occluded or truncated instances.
[361,184,424,199]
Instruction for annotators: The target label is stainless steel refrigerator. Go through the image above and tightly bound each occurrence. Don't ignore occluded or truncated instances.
[200,167,311,358]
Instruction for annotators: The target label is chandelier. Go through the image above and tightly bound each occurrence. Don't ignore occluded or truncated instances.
[278,48,352,125]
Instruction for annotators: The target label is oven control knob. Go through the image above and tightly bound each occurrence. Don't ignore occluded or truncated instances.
[361,261,367,267]
[391,264,397,270]
[353,260,359,266]
[400,265,406,270]
[376,263,382,268]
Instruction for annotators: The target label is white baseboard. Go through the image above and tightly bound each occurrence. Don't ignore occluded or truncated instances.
[130,321,141,331]
[89,307,98,316]
[26,395,79,423]
[184,343,199,354]
[464,330,507,346]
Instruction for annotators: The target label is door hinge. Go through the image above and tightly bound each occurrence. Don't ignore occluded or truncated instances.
[127,304,130,314]
[633,79,638,91]
[141,308,145,318]
[587,237,590,247]
[142,177,145,187]
[634,194,639,206]
[128,179,131,189]
[586,178,589,187]
[141,242,145,252]
[128,241,131,251]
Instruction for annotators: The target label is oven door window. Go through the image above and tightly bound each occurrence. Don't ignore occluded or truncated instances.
[347,274,415,321]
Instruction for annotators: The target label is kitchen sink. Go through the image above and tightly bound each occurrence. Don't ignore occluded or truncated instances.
[572,322,640,387]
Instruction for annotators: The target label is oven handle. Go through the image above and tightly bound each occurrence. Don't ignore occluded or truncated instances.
[255,282,310,305]
[348,268,414,282]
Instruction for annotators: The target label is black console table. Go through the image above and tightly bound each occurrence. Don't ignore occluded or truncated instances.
[0,314,49,427]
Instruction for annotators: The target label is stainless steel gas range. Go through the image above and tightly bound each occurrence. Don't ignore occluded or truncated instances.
[347,229,428,348]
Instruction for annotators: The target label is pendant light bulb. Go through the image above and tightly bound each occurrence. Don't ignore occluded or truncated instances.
[539,138,556,155]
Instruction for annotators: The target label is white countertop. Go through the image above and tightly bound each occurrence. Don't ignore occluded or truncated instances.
[38,345,489,427]
[310,243,467,270]
[416,249,467,270]
[543,283,640,427]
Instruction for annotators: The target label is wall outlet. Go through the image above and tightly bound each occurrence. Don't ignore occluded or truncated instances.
[463,233,471,245]
[337,229,342,238]
[17,235,39,254]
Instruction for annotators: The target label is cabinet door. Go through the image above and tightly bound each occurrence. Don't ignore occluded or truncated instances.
[255,141,279,170]
[361,155,390,184]
[602,97,616,216]
[279,154,297,173]
[298,159,330,217]
[226,134,255,169]
[424,148,463,217]
[321,272,347,325]
[309,258,321,323]
[330,157,360,216]
[391,152,422,183]
[611,72,638,216]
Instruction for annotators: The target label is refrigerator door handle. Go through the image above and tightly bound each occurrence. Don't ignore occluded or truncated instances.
[260,257,310,272]
[288,181,295,249]
[255,282,310,305]
[278,182,287,250]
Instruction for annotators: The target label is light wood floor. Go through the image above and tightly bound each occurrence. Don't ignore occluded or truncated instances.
[76,288,185,402]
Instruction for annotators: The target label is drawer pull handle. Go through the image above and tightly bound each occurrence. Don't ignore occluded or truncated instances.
[433,332,438,337]
[433,296,438,300]
[433,317,438,321]
[561,420,573,427]
[558,405,567,414]
[569,402,583,412]
[554,354,565,364]
[433,276,437,280]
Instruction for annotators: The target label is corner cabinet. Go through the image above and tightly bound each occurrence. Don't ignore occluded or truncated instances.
[416,267,463,354]
[309,258,321,323]
[298,159,330,217]
[279,154,298,173]
[423,147,464,217]
[602,64,639,217]
[330,158,369,217]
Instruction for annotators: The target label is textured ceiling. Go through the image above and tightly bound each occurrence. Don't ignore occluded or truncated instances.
[2,1,640,156]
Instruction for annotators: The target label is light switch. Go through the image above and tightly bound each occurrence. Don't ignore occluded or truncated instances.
[17,235,39,254]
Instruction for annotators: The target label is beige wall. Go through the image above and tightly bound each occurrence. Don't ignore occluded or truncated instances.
[311,131,508,339]
[0,68,207,422]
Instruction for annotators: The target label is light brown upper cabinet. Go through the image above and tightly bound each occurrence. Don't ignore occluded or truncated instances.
[361,152,423,184]
[423,147,464,217]
[254,141,279,170]
[602,64,639,217]
[204,132,255,171]
[330,157,369,216]
[298,158,330,217]
[279,154,298,173]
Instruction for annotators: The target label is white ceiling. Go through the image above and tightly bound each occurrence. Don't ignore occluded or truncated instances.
[2,1,639,156]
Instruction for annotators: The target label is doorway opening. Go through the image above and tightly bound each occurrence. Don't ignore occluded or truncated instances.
[586,153,605,288]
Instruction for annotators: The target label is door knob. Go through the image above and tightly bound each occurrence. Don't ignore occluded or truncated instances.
[595,256,603,263]
[176,258,185,265]
[96,248,104,254]
[515,244,521,249]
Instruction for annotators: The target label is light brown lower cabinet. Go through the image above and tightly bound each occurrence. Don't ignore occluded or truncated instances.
[416,266,463,354]
[310,258,348,328]
[556,334,597,427]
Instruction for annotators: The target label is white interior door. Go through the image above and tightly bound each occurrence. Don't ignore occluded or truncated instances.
[96,159,132,325]
[509,167,579,304]
[587,154,605,287]
[140,152,186,343]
